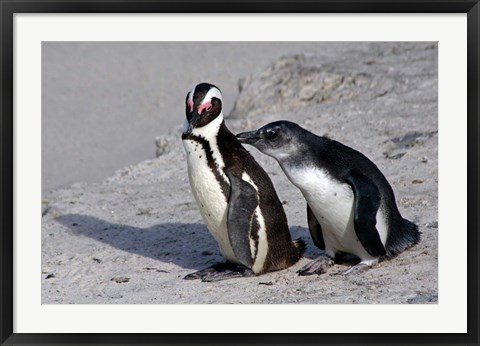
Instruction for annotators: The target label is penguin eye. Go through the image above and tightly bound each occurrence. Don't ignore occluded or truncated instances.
[198,101,213,115]
[266,130,276,139]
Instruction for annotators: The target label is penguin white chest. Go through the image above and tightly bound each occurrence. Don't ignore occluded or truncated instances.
[182,138,237,262]
[284,167,374,259]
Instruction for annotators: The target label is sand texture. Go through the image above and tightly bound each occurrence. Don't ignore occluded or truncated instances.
[42,42,438,304]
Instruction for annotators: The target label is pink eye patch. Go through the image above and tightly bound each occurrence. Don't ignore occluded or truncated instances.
[198,101,213,114]
[187,99,194,113]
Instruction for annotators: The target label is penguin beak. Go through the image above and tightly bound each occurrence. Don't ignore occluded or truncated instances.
[236,130,260,145]
[186,112,201,134]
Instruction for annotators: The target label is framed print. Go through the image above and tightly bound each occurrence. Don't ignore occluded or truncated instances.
[1,1,479,345]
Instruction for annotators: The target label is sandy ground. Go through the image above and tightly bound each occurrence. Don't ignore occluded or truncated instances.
[42,42,438,304]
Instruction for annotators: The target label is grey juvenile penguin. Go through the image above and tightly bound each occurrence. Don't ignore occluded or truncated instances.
[237,120,420,275]
[181,84,305,282]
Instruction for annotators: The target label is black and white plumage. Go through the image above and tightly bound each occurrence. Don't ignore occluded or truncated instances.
[181,84,304,282]
[237,120,420,275]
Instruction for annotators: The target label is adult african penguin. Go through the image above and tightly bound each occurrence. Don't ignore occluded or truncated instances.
[236,120,420,275]
[181,84,305,282]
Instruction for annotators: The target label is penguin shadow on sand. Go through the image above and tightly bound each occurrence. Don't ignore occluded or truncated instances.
[56,214,349,275]
[55,214,225,271]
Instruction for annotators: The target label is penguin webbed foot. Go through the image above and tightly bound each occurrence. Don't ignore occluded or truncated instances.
[341,259,378,276]
[297,255,334,276]
[183,262,255,282]
[183,265,219,280]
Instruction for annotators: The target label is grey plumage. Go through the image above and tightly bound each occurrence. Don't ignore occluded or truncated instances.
[237,120,420,275]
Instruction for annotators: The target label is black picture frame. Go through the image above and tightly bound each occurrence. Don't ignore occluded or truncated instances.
[1,1,479,345]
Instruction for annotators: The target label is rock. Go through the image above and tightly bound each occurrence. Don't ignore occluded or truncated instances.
[155,136,170,157]
[227,52,405,119]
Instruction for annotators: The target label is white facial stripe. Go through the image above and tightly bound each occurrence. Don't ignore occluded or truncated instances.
[188,85,196,102]
[201,87,222,105]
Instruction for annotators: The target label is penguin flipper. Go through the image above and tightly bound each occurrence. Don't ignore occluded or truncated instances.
[226,171,257,268]
[307,203,325,250]
[345,172,387,257]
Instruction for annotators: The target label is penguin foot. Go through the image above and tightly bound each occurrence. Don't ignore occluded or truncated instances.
[183,263,255,282]
[183,266,219,280]
[201,265,255,282]
[297,256,334,276]
[342,259,378,276]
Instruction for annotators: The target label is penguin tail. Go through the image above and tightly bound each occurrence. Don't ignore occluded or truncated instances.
[407,219,421,245]
[401,219,421,249]
[293,238,307,256]
[386,218,421,258]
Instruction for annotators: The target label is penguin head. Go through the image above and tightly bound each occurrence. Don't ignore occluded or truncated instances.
[236,121,301,160]
[183,83,223,135]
